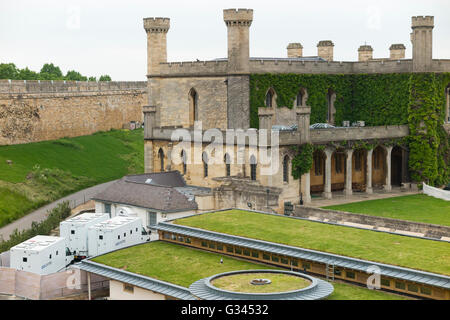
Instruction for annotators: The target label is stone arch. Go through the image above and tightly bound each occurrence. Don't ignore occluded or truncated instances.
[391,145,403,186]
[326,89,336,125]
[158,148,165,172]
[295,88,308,107]
[265,88,276,108]
[311,149,325,193]
[372,145,386,187]
[188,88,198,127]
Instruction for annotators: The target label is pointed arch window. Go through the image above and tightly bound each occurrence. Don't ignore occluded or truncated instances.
[283,155,289,182]
[296,88,307,107]
[181,150,187,175]
[189,88,198,127]
[202,152,208,177]
[158,148,164,172]
[250,155,257,181]
[224,153,231,177]
[265,88,275,108]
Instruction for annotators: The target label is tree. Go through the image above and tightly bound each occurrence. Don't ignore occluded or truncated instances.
[88,76,97,81]
[40,63,63,79]
[0,63,19,79]
[99,75,111,81]
[17,67,39,80]
[64,70,87,81]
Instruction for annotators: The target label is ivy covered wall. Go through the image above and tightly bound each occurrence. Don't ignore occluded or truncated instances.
[249,72,450,186]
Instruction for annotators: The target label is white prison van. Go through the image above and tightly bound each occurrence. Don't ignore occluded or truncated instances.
[10,235,72,275]
[87,216,149,257]
[60,212,109,260]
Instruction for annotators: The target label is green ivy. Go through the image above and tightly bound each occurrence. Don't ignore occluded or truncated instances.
[291,143,314,179]
[250,72,450,186]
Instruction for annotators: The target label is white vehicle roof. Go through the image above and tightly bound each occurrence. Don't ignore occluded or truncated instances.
[61,212,108,226]
[90,216,140,231]
[11,235,65,252]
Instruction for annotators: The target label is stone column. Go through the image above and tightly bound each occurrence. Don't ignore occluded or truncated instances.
[296,106,311,143]
[384,146,393,191]
[258,107,274,131]
[344,149,353,196]
[366,149,373,194]
[143,106,157,173]
[303,171,311,203]
[323,148,333,199]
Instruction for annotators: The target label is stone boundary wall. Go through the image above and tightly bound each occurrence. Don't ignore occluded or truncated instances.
[152,59,450,77]
[0,80,148,145]
[293,205,450,240]
[0,267,108,300]
[0,80,147,94]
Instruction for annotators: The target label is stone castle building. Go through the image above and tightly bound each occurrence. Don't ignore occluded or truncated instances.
[142,9,450,212]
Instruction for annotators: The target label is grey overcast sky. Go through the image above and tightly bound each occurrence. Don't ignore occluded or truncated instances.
[1,0,449,81]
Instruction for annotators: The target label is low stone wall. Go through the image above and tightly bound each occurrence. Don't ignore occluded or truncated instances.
[293,205,450,240]
[0,267,108,300]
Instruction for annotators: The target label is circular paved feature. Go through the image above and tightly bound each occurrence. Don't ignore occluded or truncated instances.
[189,269,334,300]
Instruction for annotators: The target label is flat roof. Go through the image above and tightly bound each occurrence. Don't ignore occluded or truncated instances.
[61,213,108,226]
[90,216,139,230]
[11,235,64,252]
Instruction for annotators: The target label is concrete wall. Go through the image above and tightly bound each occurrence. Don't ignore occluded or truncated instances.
[109,279,166,300]
[293,206,450,240]
[0,267,108,299]
[0,80,147,145]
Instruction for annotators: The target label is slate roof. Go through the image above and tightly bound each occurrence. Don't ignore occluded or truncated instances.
[92,172,198,212]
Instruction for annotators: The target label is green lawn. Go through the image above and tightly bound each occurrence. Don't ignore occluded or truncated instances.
[93,241,407,300]
[174,210,450,275]
[322,194,450,226]
[0,129,144,227]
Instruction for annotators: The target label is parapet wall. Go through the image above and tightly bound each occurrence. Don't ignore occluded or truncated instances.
[152,59,450,77]
[0,80,147,94]
[0,80,147,145]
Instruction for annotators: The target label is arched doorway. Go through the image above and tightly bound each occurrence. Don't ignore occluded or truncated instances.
[310,150,325,193]
[391,146,403,186]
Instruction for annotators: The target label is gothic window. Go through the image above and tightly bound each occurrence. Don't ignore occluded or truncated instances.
[296,88,307,107]
[250,155,257,181]
[224,153,231,177]
[283,155,289,182]
[265,88,275,108]
[158,148,164,172]
[202,152,208,177]
[181,150,187,175]
[189,88,198,127]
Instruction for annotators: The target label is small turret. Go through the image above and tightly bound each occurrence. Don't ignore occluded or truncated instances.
[358,45,373,62]
[389,44,406,60]
[411,16,434,71]
[143,17,170,75]
[317,40,334,61]
[287,43,303,58]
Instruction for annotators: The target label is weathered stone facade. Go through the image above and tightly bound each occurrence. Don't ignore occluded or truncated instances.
[0,81,147,145]
[142,8,448,211]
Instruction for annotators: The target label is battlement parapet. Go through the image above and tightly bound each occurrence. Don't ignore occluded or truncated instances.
[317,40,334,47]
[411,16,434,28]
[0,80,147,94]
[143,17,170,33]
[223,8,253,26]
[155,60,229,76]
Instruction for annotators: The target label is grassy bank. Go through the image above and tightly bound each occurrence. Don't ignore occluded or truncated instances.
[93,241,408,300]
[322,194,450,226]
[0,129,144,227]
[174,210,450,275]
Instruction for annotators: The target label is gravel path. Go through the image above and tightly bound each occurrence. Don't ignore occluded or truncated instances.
[0,180,117,241]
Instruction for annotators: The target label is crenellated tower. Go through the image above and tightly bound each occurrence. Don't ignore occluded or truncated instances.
[223,9,253,73]
[411,16,434,72]
[143,17,170,75]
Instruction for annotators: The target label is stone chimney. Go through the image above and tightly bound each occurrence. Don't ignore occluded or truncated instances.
[358,45,373,62]
[317,40,334,61]
[389,44,406,60]
[287,43,303,58]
